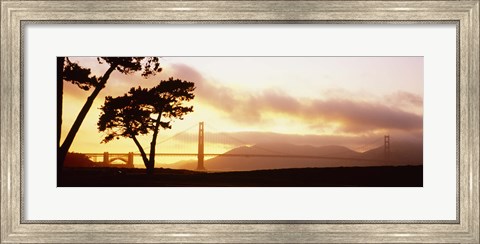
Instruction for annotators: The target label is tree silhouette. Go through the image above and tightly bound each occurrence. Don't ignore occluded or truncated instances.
[58,57,162,173]
[98,78,195,174]
[57,57,99,177]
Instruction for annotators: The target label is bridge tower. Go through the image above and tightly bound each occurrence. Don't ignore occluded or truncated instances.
[103,152,109,165]
[127,152,134,168]
[197,121,205,170]
[384,135,390,161]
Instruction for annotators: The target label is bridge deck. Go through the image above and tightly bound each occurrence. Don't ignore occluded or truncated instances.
[83,153,398,163]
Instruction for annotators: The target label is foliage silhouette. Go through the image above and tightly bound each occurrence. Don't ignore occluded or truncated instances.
[63,58,99,90]
[98,78,195,174]
[58,57,162,174]
[57,57,99,178]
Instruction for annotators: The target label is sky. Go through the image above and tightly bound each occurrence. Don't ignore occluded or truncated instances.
[61,57,423,166]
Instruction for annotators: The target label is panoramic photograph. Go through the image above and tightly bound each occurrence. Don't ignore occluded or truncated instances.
[57,56,423,187]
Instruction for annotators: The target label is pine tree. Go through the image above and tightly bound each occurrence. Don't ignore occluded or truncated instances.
[98,78,195,174]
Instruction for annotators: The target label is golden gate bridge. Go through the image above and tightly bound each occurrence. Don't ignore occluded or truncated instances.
[84,122,393,170]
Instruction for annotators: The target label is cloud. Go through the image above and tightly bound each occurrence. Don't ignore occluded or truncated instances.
[170,63,262,123]
[306,99,422,133]
[390,91,423,107]
[168,63,423,134]
[169,63,204,83]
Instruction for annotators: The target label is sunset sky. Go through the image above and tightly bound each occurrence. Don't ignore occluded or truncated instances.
[61,57,423,166]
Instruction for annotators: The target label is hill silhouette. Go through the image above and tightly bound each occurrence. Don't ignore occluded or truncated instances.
[167,141,422,171]
[64,152,97,167]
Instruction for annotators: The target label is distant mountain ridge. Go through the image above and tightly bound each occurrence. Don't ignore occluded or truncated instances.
[166,141,423,171]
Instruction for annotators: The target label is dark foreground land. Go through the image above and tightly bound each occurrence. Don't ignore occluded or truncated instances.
[59,165,422,187]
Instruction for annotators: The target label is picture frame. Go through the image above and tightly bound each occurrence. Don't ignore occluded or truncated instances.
[1,0,478,243]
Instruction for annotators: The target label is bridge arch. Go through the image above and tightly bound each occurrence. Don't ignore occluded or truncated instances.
[100,152,134,167]
[109,157,128,164]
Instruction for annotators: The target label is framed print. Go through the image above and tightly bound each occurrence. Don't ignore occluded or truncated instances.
[1,0,479,243]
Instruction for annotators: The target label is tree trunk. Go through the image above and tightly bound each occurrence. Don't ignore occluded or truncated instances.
[58,65,117,169]
[57,57,64,183]
[132,135,151,173]
[146,113,163,174]
[57,57,64,149]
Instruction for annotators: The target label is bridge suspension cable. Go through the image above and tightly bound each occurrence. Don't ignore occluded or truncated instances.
[156,123,198,145]
[350,137,384,152]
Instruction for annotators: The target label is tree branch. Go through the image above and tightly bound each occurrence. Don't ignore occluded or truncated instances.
[132,135,149,168]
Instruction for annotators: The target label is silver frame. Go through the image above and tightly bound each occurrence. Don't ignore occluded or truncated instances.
[1,1,478,243]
